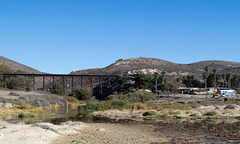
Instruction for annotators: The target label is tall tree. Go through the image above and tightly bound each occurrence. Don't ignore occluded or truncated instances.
[153,72,160,91]
[161,71,166,84]
[222,74,226,88]
[213,68,218,87]
[203,72,209,89]
[205,66,210,73]
[191,74,195,80]
[203,66,210,89]
[226,73,233,89]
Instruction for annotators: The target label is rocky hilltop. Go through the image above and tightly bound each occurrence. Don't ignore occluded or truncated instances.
[71,57,240,82]
[0,56,41,74]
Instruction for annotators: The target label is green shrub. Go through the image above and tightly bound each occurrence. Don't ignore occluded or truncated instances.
[160,114,169,118]
[203,111,218,116]
[70,87,92,100]
[18,113,25,118]
[50,83,63,95]
[143,111,157,116]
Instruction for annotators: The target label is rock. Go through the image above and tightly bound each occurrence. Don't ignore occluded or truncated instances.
[9,92,20,96]
[224,104,236,110]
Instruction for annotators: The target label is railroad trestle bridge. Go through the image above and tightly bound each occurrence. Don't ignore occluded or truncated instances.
[3,74,120,96]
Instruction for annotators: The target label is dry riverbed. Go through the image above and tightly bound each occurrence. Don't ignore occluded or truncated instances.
[0,120,171,144]
[52,123,170,144]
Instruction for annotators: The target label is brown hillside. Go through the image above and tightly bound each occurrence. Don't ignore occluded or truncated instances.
[71,57,240,82]
[0,56,42,74]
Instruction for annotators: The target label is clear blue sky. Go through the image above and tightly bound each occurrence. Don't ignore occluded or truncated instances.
[1,0,240,74]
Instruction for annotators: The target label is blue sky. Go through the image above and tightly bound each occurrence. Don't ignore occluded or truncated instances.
[1,0,240,73]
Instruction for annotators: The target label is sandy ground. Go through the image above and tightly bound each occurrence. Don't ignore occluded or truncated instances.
[0,120,170,144]
[52,123,170,144]
[0,120,85,144]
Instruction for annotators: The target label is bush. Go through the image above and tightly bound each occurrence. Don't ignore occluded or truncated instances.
[18,113,25,118]
[50,83,63,95]
[82,100,131,111]
[70,87,92,100]
[203,111,218,116]
[132,103,147,110]
[143,111,157,116]
[16,102,33,110]
[65,96,79,103]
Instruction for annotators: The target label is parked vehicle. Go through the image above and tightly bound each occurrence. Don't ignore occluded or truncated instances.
[213,90,235,98]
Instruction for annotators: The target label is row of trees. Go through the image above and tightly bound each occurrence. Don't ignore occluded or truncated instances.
[202,66,239,89]
[117,72,177,93]
[177,66,240,89]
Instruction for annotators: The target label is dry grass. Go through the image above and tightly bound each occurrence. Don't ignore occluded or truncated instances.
[132,103,147,110]
[0,103,53,119]
[50,102,60,109]
[67,102,77,110]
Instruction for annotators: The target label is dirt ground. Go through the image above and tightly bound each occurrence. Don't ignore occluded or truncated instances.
[51,123,170,144]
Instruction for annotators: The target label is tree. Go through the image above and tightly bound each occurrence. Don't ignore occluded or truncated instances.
[161,71,166,84]
[176,77,181,83]
[159,82,177,92]
[231,75,240,88]
[222,74,226,88]
[213,68,218,87]
[191,75,195,80]
[204,66,210,73]
[70,87,92,100]
[132,74,153,90]
[50,82,63,95]
[226,73,233,89]
[203,72,209,89]
[203,66,210,89]
[176,77,181,87]
[153,72,160,91]
[182,75,203,88]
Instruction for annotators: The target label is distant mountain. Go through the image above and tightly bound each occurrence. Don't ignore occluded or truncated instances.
[71,57,240,82]
[0,56,41,74]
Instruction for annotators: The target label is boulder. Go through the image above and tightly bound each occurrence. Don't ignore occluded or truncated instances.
[224,104,237,110]
[9,92,20,96]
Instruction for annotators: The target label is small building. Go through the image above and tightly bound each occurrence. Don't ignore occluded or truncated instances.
[177,87,218,95]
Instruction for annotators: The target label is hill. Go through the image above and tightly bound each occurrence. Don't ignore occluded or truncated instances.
[1,56,240,83]
[0,56,41,74]
[71,57,240,82]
